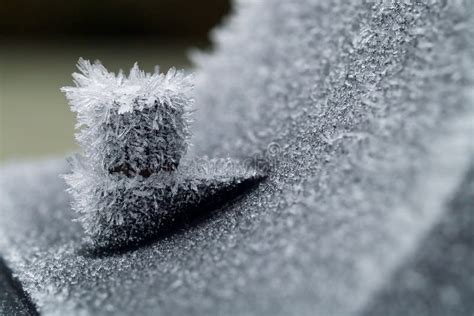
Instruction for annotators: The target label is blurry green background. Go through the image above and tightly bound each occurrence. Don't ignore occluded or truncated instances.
[0,0,230,161]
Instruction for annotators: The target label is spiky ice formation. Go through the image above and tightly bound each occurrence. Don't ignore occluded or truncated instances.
[62,59,264,247]
[62,58,194,175]
[65,157,264,248]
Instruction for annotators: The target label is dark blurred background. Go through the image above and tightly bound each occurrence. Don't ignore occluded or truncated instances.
[0,0,231,161]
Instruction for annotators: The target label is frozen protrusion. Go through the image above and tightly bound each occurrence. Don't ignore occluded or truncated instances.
[65,156,265,249]
[62,60,265,248]
[62,58,193,175]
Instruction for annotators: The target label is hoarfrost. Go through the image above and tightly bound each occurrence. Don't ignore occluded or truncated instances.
[62,58,194,174]
[0,1,473,315]
[61,59,264,248]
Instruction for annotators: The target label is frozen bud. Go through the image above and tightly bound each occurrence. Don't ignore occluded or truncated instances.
[62,58,193,176]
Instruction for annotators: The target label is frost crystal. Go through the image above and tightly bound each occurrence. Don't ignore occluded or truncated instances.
[62,59,263,248]
[62,58,193,175]
[1,1,474,315]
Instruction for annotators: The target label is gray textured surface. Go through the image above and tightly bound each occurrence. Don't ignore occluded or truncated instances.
[362,163,474,316]
[0,0,473,315]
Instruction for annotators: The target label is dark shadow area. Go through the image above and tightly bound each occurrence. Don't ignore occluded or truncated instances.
[78,177,264,258]
[0,0,231,42]
[0,257,39,316]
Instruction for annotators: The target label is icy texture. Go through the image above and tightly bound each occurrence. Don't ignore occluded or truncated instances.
[62,59,263,247]
[62,59,193,174]
[1,0,474,315]
[65,156,263,249]
[0,258,38,315]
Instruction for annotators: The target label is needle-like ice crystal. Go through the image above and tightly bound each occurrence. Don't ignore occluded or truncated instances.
[62,59,264,248]
[62,58,193,175]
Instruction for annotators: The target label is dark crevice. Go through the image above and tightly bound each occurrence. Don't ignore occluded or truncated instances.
[78,177,263,258]
[0,257,39,316]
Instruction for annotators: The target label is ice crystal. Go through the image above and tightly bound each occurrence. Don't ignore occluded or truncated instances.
[62,58,194,174]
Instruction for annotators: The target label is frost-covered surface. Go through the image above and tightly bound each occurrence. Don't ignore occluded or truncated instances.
[1,0,474,315]
[65,155,264,249]
[362,163,474,316]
